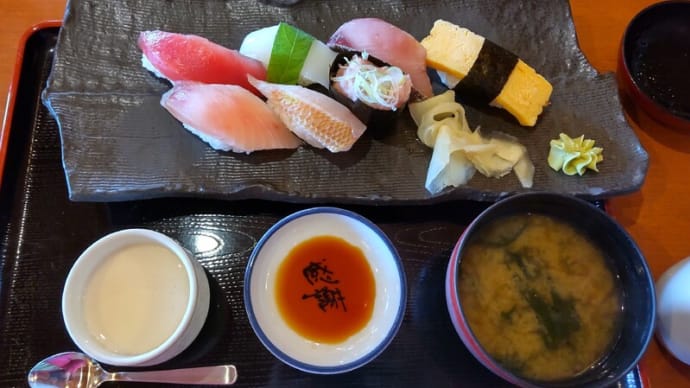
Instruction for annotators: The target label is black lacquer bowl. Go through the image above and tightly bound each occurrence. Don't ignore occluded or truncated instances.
[446,193,656,387]
[618,0,690,131]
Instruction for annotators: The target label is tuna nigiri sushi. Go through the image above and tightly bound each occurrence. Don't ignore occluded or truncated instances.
[328,18,433,98]
[138,30,267,94]
[249,76,367,152]
[160,82,301,153]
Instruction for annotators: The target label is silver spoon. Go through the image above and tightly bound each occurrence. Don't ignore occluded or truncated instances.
[27,352,237,387]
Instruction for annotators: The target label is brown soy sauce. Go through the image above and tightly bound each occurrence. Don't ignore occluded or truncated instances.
[275,235,375,344]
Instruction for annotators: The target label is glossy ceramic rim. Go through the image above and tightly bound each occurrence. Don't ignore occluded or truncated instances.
[618,0,690,130]
[654,256,690,365]
[61,228,208,366]
[244,207,407,374]
[445,192,655,387]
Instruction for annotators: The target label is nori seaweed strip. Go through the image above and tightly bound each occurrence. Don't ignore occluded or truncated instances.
[521,287,581,350]
[453,39,518,105]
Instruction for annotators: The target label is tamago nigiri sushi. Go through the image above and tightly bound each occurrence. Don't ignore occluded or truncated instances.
[328,18,433,98]
[420,20,553,126]
[160,82,301,153]
[138,30,267,94]
[249,76,367,153]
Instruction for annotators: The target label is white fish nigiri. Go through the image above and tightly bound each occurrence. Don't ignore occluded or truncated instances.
[249,76,367,152]
[240,24,338,89]
[161,82,301,153]
[328,18,433,98]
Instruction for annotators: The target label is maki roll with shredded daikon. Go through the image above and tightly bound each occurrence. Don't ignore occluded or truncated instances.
[421,20,553,127]
[329,50,412,129]
[328,18,434,98]
[239,22,338,90]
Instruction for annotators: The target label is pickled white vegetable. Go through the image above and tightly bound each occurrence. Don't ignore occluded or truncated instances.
[409,90,534,194]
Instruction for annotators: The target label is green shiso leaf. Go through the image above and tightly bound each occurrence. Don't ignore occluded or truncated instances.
[267,22,315,84]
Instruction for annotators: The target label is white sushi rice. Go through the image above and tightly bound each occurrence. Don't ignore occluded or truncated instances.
[181,123,244,153]
[436,70,461,89]
[141,54,168,81]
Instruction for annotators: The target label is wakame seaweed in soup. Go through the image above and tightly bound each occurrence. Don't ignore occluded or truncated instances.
[458,213,622,381]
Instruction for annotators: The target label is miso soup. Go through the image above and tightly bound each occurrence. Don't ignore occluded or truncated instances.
[458,213,622,381]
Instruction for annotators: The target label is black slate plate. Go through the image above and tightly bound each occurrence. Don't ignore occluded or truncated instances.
[42,0,648,203]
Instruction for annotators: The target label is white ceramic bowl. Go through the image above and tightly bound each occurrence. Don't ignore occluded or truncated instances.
[62,229,210,367]
[244,207,406,374]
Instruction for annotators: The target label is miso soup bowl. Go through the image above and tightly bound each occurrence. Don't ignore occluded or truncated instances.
[244,207,407,374]
[446,192,655,388]
[62,229,210,367]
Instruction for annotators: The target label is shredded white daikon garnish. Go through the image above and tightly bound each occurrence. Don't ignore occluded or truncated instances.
[332,53,411,111]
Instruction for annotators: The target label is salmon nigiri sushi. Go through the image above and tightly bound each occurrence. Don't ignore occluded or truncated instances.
[248,76,367,153]
[138,30,267,94]
[328,18,433,98]
[160,82,301,153]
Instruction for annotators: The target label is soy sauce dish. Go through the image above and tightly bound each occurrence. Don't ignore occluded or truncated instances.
[62,229,210,367]
[618,1,690,130]
[446,193,655,388]
[244,207,406,374]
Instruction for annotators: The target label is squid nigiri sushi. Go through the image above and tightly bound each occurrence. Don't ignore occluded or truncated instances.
[239,23,338,89]
[138,30,267,94]
[328,18,433,98]
[249,76,366,152]
[160,82,301,153]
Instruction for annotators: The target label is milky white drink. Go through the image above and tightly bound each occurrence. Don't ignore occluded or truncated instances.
[83,243,190,355]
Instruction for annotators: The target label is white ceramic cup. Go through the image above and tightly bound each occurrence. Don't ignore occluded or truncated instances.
[62,229,210,366]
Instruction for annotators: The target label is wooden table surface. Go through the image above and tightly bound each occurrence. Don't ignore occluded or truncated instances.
[1,0,689,386]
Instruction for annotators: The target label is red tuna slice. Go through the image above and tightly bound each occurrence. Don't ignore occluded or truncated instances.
[139,30,267,95]
[328,18,433,98]
[161,82,301,153]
